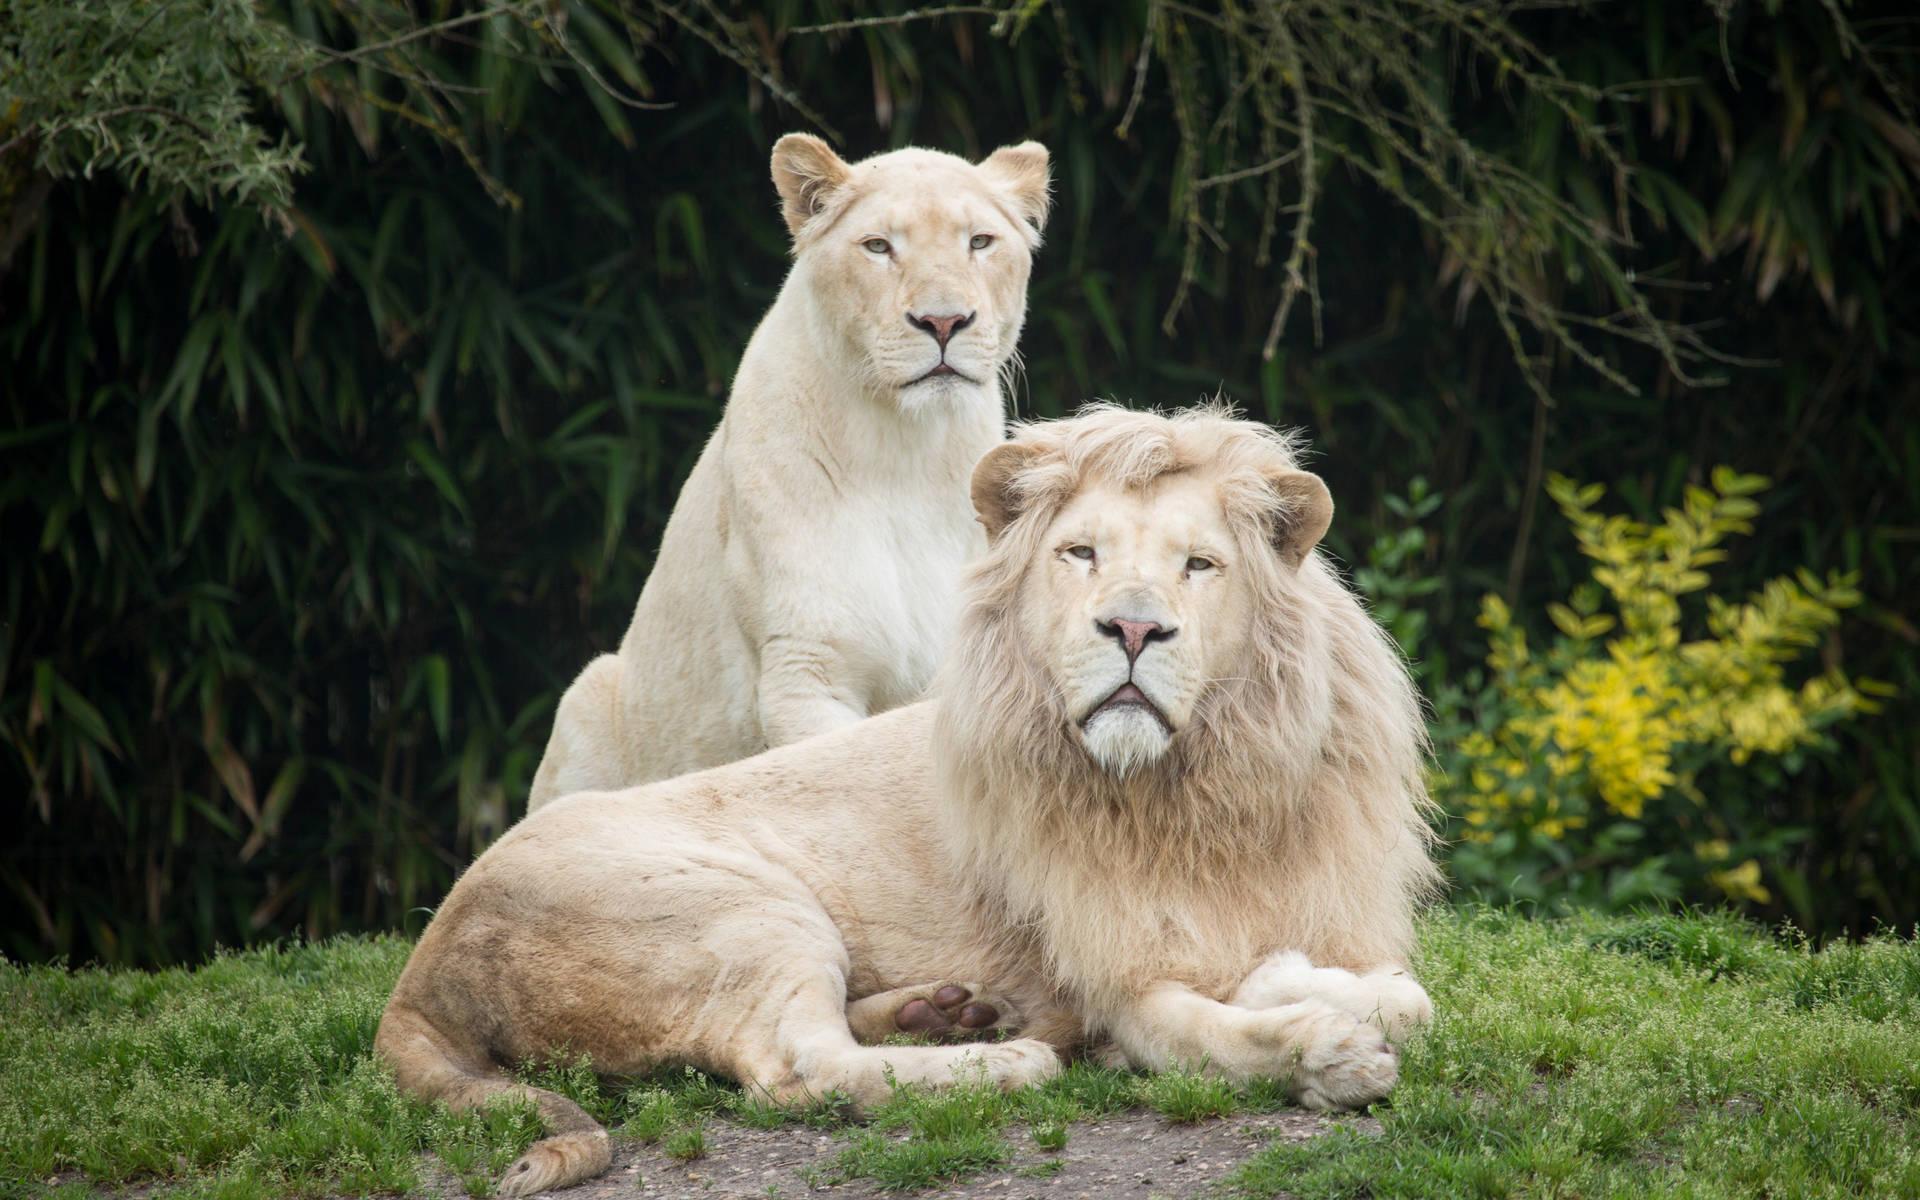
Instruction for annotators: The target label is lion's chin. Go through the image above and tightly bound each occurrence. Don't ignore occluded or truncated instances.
[895,370,986,416]
[1080,706,1173,775]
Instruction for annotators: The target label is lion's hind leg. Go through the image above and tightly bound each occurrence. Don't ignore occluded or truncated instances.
[375,1006,612,1197]
[1232,952,1434,1042]
[734,970,1060,1110]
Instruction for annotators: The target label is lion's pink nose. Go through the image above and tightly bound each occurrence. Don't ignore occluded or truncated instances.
[907,310,976,348]
[1098,617,1174,663]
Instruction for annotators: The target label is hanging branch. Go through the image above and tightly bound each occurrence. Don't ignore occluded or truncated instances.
[1260,14,1317,360]
[1078,0,1741,395]
[1115,0,1160,140]
[655,1,840,142]
[787,5,1005,35]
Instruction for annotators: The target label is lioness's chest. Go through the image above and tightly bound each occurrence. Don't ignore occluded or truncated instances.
[837,494,983,704]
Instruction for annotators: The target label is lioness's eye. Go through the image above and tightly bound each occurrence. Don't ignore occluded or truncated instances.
[1186,555,1216,573]
[1066,545,1095,561]
[970,233,994,250]
[863,238,892,255]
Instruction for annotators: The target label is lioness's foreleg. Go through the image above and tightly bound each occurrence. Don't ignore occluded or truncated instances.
[730,970,1060,1109]
[1100,982,1398,1111]
[756,634,867,746]
[1231,952,1433,1042]
[846,982,1018,1043]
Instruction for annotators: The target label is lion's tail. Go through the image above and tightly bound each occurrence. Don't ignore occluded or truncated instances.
[375,1004,612,1197]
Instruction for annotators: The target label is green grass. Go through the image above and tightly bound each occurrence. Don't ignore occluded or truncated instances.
[1230,909,1920,1199]
[659,1123,707,1162]
[2,910,1916,1197]
[1139,1067,1242,1123]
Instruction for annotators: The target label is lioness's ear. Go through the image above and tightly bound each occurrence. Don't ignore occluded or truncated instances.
[971,440,1045,541]
[978,141,1051,241]
[1265,469,1334,569]
[771,133,852,239]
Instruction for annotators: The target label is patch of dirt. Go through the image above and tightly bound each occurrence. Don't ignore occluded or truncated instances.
[508,1109,1378,1199]
[45,1109,1374,1199]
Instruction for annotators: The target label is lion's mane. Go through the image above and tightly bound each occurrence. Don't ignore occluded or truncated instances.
[933,404,1440,1019]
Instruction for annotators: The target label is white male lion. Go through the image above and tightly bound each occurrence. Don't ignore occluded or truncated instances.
[528,134,1050,808]
[378,406,1439,1196]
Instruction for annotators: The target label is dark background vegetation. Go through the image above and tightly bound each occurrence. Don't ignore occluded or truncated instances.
[3,0,1916,965]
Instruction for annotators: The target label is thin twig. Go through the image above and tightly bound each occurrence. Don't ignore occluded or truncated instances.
[1159,15,1205,334]
[1504,388,1551,605]
[300,3,535,71]
[1161,1,1231,30]
[787,5,1001,35]
[540,11,674,110]
[1261,17,1317,360]
[352,88,520,209]
[1193,147,1300,190]
[654,1,840,142]
[1116,0,1160,140]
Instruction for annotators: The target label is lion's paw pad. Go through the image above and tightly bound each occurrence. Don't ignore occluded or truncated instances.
[894,983,1015,1040]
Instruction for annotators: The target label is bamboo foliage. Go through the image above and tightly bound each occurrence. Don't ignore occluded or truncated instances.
[2,1,1917,962]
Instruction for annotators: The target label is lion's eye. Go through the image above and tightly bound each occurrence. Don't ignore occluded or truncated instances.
[863,238,892,255]
[970,233,994,250]
[1066,545,1095,562]
[1186,555,1216,573]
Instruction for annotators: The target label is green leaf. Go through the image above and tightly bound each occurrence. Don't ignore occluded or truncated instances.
[0,423,68,452]
[51,673,119,755]
[602,449,635,569]
[1080,274,1126,359]
[424,655,452,746]
[406,439,470,520]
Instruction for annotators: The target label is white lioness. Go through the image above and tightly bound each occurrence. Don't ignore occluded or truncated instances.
[527,134,1050,808]
[379,406,1439,1196]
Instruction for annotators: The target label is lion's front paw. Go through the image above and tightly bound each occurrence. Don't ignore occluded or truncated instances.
[967,1037,1063,1090]
[1289,1014,1399,1111]
[889,983,1021,1042]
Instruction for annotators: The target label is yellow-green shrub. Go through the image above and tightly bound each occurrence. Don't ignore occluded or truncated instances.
[1436,469,1888,909]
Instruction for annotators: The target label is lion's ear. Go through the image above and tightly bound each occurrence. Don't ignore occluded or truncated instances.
[1265,469,1333,569]
[771,133,852,240]
[978,141,1051,241]
[971,440,1045,541]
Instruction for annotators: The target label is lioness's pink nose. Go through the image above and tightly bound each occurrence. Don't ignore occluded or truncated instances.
[907,310,976,348]
[1098,617,1173,663]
